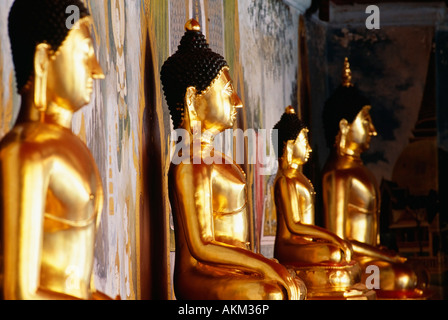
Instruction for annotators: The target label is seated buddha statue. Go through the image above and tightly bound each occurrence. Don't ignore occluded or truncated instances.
[0,0,116,300]
[272,106,375,299]
[321,58,429,299]
[160,19,306,300]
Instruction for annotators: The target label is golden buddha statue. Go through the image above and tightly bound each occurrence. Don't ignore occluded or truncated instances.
[321,58,429,299]
[160,19,306,300]
[0,0,115,300]
[272,106,374,299]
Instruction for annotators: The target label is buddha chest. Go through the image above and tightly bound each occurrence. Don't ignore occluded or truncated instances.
[39,128,103,299]
[211,162,249,249]
[345,167,379,245]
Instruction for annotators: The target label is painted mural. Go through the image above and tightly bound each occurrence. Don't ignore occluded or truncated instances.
[71,0,148,299]
[0,0,19,136]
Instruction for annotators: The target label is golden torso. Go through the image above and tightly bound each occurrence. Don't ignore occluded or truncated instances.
[275,170,315,243]
[211,159,249,249]
[322,153,431,297]
[0,122,103,299]
[274,168,350,265]
[322,153,379,246]
[170,151,249,268]
[169,152,271,299]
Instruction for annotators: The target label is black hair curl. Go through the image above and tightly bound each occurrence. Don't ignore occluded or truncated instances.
[8,0,90,92]
[272,111,307,159]
[322,85,371,148]
[160,28,228,129]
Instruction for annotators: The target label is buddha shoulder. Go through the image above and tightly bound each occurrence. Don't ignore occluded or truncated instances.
[0,123,51,159]
[275,173,315,199]
[169,153,246,182]
[1,122,80,146]
[0,123,95,174]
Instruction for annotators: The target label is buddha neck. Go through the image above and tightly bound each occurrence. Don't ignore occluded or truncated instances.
[279,156,302,174]
[43,102,74,129]
[335,135,362,161]
[199,129,216,146]
[338,146,361,159]
[17,88,74,129]
[186,120,219,147]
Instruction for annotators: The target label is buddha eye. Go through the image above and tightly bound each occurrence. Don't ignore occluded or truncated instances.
[82,38,94,57]
[78,42,90,63]
[223,82,233,96]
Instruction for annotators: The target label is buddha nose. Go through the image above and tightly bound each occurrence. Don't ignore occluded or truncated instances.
[91,56,105,80]
[370,122,377,136]
[232,92,243,109]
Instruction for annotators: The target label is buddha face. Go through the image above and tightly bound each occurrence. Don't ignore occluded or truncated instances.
[189,67,243,132]
[339,105,377,154]
[287,128,312,167]
[45,18,104,112]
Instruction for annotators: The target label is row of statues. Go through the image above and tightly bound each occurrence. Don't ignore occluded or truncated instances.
[0,0,429,300]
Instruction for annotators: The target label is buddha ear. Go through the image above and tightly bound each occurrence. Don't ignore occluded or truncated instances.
[338,118,349,150]
[285,140,294,164]
[34,43,51,112]
[339,118,349,135]
[185,86,198,118]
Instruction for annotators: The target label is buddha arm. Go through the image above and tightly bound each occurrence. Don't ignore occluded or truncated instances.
[323,171,348,240]
[350,239,406,264]
[275,176,352,262]
[171,163,298,298]
[1,147,74,300]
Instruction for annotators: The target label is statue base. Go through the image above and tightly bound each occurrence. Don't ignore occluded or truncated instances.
[286,260,376,300]
[357,256,432,300]
[374,289,432,300]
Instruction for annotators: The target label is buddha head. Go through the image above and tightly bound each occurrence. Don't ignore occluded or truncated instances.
[160,19,242,134]
[273,106,311,168]
[8,0,104,113]
[322,58,377,156]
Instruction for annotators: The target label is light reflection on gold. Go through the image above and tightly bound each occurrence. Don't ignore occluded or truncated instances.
[1,15,115,300]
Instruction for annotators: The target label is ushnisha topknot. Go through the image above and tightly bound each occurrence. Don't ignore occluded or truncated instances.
[8,0,90,93]
[160,19,228,129]
[273,106,307,159]
[322,57,371,148]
